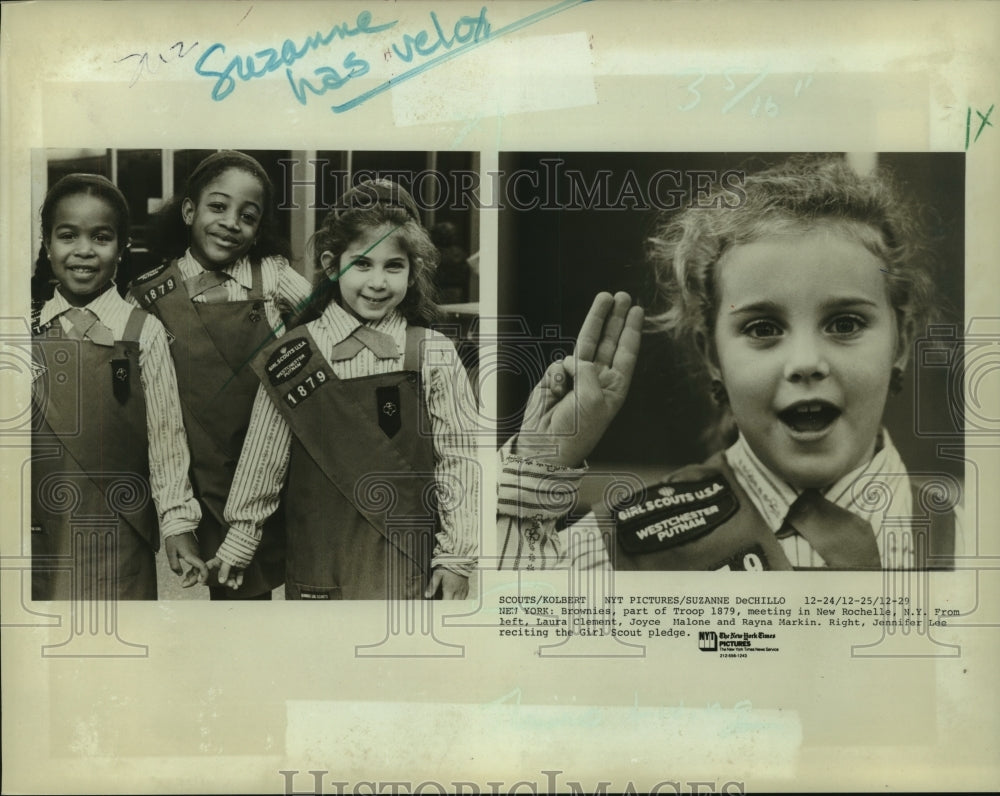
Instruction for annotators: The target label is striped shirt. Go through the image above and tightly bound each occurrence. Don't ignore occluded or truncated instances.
[128,250,314,330]
[497,430,930,571]
[724,432,915,568]
[39,288,202,538]
[497,443,586,570]
[216,303,480,576]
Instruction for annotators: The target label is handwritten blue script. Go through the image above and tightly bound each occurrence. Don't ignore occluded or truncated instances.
[193,0,590,112]
[194,10,397,101]
[330,1,589,114]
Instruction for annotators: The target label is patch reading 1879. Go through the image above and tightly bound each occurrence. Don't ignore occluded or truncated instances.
[285,369,329,408]
[137,276,177,308]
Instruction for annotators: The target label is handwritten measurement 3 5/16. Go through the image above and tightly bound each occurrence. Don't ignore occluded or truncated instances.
[673,69,814,117]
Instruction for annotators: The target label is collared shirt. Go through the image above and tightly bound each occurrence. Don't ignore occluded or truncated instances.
[127,250,313,333]
[497,439,587,570]
[217,303,480,576]
[497,429,952,571]
[723,431,915,568]
[39,287,201,538]
[169,250,313,330]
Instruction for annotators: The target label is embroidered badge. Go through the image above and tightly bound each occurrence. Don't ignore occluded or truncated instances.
[266,338,313,385]
[376,386,402,438]
[130,262,169,286]
[136,275,178,308]
[614,475,739,554]
[111,357,130,403]
[710,543,771,571]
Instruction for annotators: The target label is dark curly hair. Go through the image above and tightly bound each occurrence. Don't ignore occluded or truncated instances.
[31,173,132,303]
[148,150,291,266]
[294,179,440,328]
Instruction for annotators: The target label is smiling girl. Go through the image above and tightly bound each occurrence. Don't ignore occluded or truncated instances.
[129,151,312,599]
[209,179,479,599]
[31,174,204,599]
[499,156,956,571]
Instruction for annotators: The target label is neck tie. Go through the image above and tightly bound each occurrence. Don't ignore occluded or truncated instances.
[777,489,882,569]
[185,270,232,303]
[328,327,400,361]
[62,307,115,346]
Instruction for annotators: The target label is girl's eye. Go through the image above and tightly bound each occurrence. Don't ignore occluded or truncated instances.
[742,320,783,339]
[386,262,407,272]
[241,212,259,224]
[208,203,225,212]
[827,315,866,336]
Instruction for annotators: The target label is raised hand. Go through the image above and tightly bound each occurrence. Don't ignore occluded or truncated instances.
[516,291,643,467]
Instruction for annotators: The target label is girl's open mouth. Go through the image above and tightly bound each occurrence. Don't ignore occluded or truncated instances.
[778,401,841,434]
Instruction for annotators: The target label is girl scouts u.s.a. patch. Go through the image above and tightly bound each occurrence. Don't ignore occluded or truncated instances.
[612,475,739,555]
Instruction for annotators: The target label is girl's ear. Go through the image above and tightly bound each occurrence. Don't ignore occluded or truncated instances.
[893,327,910,373]
[892,316,915,374]
[695,330,723,381]
[180,197,196,226]
[319,250,337,275]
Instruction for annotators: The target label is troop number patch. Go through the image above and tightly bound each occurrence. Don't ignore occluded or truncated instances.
[136,276,177,308]
[284,368,329,408]
[710,543,771,571]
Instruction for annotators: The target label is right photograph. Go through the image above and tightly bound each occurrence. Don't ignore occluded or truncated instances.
[496,152,966,572]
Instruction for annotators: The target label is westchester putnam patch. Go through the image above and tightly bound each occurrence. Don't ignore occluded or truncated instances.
[613,476,739,555]
[266,338,313,385]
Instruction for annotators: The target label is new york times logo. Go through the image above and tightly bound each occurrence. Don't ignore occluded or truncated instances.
[700,631,779,655]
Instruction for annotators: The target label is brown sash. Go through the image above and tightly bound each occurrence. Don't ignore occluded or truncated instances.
[31,309,159,599]
[131,259,285,596]
[252,325,435,598]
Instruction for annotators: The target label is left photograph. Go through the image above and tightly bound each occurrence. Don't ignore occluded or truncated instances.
[28,148,482,601]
